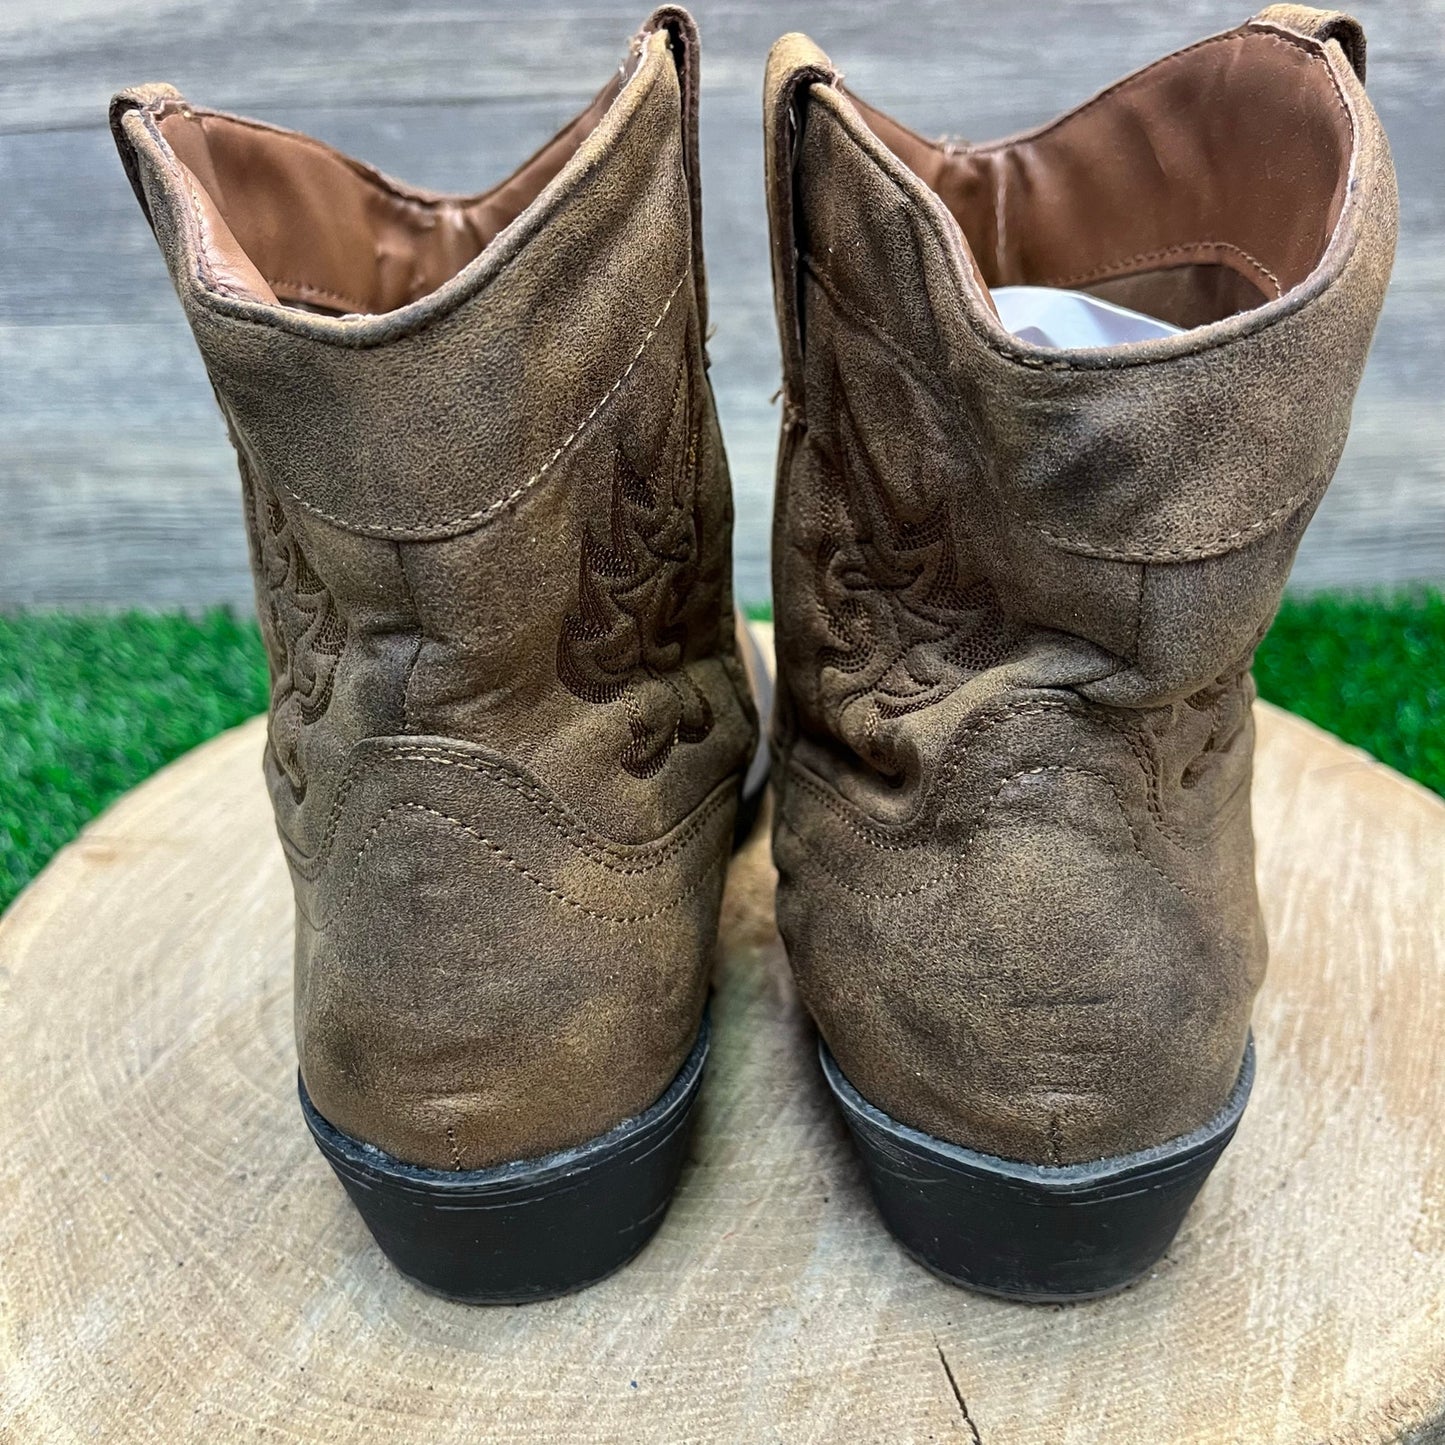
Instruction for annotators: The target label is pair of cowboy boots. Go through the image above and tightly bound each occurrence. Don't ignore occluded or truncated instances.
[112,4,1395,1303]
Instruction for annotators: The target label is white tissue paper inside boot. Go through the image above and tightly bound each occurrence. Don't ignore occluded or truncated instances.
[992,286,1182,347]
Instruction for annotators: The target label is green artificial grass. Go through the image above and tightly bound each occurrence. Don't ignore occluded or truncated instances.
[1253,590,1445,798]
[0,593,1441,915]
[0,611,269,912]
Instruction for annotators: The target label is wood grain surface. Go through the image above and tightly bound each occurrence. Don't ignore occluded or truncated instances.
[1,0,1442,610]
[2,666,1443,1440]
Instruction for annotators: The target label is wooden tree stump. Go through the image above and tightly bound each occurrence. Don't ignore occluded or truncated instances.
[3,678,1443,1441]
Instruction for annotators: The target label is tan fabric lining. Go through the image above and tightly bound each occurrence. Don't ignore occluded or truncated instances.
[845,28,1354,328]
[151,69,628,314]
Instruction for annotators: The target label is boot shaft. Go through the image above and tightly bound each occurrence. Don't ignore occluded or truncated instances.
[766,8,1396,769]
[112,12,752,853]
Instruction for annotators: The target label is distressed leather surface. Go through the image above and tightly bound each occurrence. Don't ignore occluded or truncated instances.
[112,8,757,1170]
[765,10,1396,1164]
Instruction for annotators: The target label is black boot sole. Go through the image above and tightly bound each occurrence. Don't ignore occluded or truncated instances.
[821,1037,1254,1302]
[301,1017,709,1304]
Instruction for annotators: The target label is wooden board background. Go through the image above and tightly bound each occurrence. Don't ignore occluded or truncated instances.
[3,687,1445,1442]
[1,0,1441,610]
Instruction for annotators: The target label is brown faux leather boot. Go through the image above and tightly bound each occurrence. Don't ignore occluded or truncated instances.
[111,6,763,1302]
[764,7,1395,1299]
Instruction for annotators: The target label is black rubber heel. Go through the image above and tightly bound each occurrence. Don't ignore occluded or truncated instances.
[822,1039,1254,1303]
[301,1019,709,1303]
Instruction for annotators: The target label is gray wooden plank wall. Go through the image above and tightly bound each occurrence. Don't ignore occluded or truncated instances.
[1,0,1440,611]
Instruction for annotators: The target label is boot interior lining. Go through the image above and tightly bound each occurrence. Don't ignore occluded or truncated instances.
[847,27,1354,330]
[150,66,634,315]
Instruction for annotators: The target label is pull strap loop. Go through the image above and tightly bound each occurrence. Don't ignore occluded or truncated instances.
[762,34,839,407]
[1250,5,1367,82]
[108,84,184,229]
[646,7,711,342]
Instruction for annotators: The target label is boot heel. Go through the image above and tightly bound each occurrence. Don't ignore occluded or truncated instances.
[301,1019,709,1303]
[822,1038,1253,1302]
